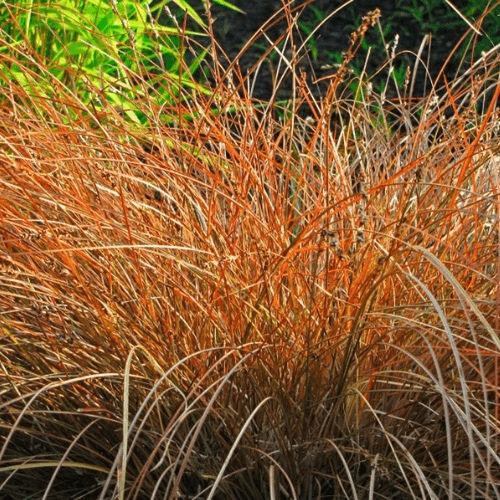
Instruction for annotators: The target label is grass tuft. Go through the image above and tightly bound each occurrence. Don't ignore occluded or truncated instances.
[1,1,500,499]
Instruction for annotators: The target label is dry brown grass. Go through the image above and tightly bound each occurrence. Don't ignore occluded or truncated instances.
[1,2,500,499]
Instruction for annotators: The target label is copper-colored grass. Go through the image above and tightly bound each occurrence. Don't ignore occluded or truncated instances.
[1,2,500,499]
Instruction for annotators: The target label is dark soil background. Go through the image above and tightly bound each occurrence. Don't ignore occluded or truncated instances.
[179,0,495,103]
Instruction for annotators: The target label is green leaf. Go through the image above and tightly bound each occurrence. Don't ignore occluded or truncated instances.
[67,40,92,56]
[171,0,206,28]
[96,10,115,34]
[212,0,245,14]
[188,46,209,75]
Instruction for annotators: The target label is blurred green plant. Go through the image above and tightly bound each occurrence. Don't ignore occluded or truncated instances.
[312,0,499,84]
[458,0,500,57]
[297,4,326,61]
[0,0,241,125]
[397,0,463,35]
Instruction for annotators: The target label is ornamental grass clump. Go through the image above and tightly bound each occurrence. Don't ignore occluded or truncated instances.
[1,1,500,499]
